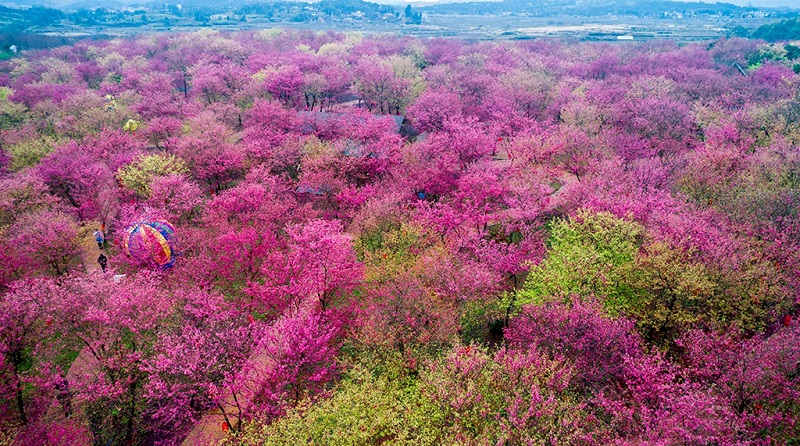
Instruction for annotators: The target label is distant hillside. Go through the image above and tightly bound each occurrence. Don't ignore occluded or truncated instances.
[752,18,800,41]
[0,5,63,30]
[419,0,772,16]
[61,0,129,11]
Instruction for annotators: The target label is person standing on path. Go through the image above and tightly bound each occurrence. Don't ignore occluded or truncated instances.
[93,229,105,250]
[97,253,107,272]
[54,375,72,418]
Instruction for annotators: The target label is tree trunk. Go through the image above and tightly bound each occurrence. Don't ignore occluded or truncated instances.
[124,382,138,443]
[15,380,27,425]
[12,354,27,425]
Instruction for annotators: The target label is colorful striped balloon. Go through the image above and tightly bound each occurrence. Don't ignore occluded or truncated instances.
[123,219,177,268]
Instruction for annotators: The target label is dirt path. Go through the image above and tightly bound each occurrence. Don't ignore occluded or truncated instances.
[547,172,579,211]
[67,224,107,390]
[77,222,106,273]
[35,225,106,440]
[180,345,276,445]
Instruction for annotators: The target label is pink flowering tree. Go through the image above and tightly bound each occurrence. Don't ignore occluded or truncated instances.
[678,326,800,443]
[145,174,203,225]
[144,289,259,442]
[175,111,244,192]
[242,99,300,167]
[245,309,342,424]
[8,209,82,277]
[0,279,55,426]
[246,219,363,315]
[421,343,593,444]
[189,172,298,296]
[37,141,116,222]
[49,273,174,444]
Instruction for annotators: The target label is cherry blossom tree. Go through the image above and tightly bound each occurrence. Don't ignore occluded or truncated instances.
[8,209,82,277]
[246,219,363,314]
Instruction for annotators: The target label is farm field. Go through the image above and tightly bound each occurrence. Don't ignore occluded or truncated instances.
[22,14,783,41]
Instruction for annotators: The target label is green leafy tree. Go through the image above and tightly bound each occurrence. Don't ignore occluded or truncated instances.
[517,210,788,347]
[516,209,644,316]
[0,87,27,130]
[116,154,188,197]
[232,364,445,445]
[751,18,800,42]
[631,242,716,346]
[7,138,55,172]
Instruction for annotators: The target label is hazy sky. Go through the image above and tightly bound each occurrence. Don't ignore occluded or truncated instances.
[7,0,800,8]
[689,0,800,7]
[397,0,800,8]
[401,0,800,6]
